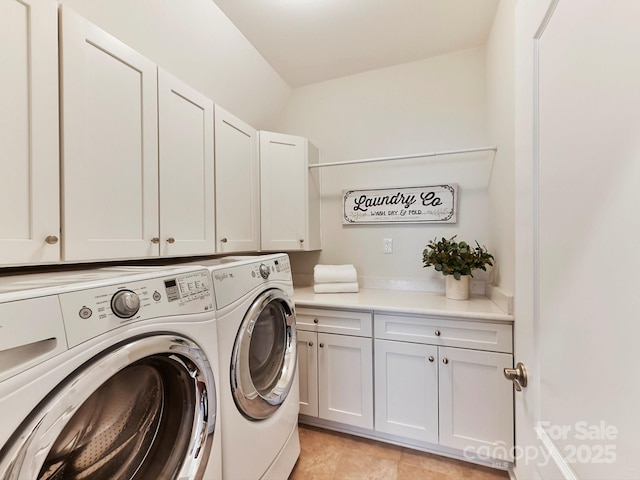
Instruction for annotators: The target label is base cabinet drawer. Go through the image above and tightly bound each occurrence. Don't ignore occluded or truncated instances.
[375,313,513,353]
[296,307,372,337]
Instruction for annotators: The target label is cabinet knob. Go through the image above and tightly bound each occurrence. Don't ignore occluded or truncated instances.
[442,358,449,364]
[45,235,58,245]
[221,237,228,243]
[299,238,304,243]
[428,356,435,362]
[319,343,324,348]
[166,237,175,244]
[313,318,319,324]
[151,237,160,244]
[434,330,441,337]
[308,341,314,347]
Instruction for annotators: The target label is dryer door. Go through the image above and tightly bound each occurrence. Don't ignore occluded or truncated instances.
[231,288,297,420]
[0,335,217,480]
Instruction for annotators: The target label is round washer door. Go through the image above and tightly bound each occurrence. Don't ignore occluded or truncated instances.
[0,335,217,480]
[231,288,297,420]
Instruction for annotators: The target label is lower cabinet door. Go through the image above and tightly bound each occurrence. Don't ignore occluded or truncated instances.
[297,330,318,417]
[374,339,439,444]
[438,346,514,460]
[318,333,373,429]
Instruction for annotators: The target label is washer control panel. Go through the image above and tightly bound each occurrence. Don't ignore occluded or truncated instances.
[59,269,213,347]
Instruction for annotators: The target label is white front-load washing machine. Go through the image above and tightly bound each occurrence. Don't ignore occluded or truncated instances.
[200,254,300,480]
[0,265,222,480]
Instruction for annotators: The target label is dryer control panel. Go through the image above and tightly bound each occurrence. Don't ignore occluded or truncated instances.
[211,255,293,310]
[59,269,213,348]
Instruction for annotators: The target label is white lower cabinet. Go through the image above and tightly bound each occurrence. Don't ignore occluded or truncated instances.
[296,305,514,464]
[318,333,373,429]
[297,329,318,417]
[438,346,513,455]
[296,308,373,429]
[374,339,438,444]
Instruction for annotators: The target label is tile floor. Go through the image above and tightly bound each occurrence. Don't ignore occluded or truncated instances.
[289,424,509,480]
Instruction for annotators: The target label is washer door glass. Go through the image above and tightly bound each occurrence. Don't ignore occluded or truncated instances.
[232,289,297,420]
[0,335,217,480]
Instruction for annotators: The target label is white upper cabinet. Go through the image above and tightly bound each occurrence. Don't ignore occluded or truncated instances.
[60,8,216,261]
[259,131,321,252]
[0,0,60,265]
[158,68,215,257]
[214,106,260,253]
[60,6,159,262]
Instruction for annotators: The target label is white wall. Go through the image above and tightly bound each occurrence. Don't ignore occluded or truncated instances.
[59,0,290,129]
[274,48,492,291]
[486,0,516,296]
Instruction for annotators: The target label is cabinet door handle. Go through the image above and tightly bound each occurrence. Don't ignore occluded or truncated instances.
[434,330,441,336]
[151,237,160,244]
[166,237,176,244]
[45,235,59,245]
[428,356,435,362]
[308,341,314,347]
[319,343,324,348]
[442,358,449,364]
[313,318,319,324]
[221,237,228,243]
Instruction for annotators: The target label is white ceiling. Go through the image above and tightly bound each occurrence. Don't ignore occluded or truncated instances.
[211,0,501,87]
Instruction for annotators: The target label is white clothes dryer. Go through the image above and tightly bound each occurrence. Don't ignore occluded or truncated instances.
[202,254,300,480]
[0,266,222,480]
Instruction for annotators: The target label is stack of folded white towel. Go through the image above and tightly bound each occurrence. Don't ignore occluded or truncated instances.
[313,264,359,293]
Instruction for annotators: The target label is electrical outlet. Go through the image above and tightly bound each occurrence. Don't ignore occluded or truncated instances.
[383,238,393,254]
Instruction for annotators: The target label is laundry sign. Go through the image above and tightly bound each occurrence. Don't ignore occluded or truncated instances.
[343,184,457,224]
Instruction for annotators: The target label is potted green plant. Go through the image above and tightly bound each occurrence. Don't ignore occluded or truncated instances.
[422,236,494,300]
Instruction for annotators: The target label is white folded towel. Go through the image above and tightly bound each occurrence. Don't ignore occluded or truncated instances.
[313,264,358,284]
[313,282,360,294]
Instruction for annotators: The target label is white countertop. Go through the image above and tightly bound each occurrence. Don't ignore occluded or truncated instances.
[293,287,513,323]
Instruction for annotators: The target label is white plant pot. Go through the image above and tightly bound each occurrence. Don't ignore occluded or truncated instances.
[445,275,470,300]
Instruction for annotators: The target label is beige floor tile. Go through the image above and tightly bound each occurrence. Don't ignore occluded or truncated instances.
[294,424,509,480]
[333,452,398,480]
[400,448,471,477]
[397,462,458,480]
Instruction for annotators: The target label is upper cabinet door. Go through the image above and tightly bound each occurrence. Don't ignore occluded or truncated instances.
[0,0,60,265]
[260,131,321,252]
[158,68,215,257]
[214,105,260,253]
[60,6,159,262]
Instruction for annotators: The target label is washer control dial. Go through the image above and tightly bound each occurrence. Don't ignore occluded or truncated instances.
[259,264,270,279]
[111,289,140,318]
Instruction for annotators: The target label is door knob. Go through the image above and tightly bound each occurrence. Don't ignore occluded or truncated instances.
[504,362,528,391]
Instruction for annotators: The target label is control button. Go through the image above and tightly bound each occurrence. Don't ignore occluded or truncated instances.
[259,264,270,279]
[153,291,162,301]
[111,289,141,319]
[79,307,92,319]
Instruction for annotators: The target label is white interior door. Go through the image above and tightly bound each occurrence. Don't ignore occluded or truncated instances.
[515,1,640,479]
